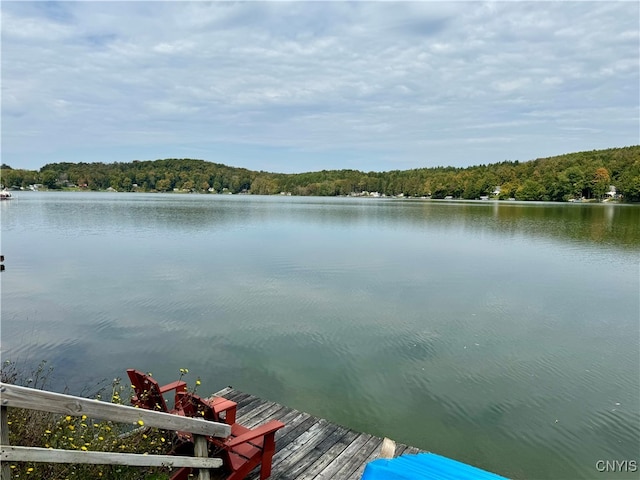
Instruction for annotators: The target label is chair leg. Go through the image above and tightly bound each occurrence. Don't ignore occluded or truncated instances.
[260,459,273,480]
[259,434,277,480]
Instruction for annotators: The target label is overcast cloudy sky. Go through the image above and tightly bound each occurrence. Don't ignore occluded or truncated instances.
[2,1,638,173]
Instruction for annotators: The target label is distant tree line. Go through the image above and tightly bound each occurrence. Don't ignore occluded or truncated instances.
[1,146,639,202]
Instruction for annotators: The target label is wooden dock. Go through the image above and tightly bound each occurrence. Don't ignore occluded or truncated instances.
[213,387,423,480]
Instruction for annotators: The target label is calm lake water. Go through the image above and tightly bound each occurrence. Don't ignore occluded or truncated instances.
[1,192,639,479]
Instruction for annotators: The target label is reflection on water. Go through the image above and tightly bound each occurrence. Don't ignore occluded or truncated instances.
[2,192,639,479]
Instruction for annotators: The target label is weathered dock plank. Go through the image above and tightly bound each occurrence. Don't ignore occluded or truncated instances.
[313,434,379,479]
[404,446,422,455]
[212,388,423,480]
[393,444,410,457]
[238,402,284,427]
[343,436,385,480]
[294,429,360,480]
[273,421,343,480]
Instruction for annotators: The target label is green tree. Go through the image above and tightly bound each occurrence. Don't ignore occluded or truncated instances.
[619,175,640,202]
[558,166,586,199]
[41,171,59,189]
[516,180,545,201]
[498,181,519,200]
[155,178,171,192]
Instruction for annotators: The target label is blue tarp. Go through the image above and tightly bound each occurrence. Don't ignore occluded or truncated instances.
[361,453,509,480]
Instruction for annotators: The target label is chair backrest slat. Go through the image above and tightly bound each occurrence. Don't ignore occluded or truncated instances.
[126,369,168,412]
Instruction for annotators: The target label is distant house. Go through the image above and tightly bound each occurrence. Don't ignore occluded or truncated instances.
[492,186,501,196]
[604,185,619,200]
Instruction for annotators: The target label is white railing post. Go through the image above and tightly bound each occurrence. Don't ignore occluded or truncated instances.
[1,404,10,480]
[194,435,211,480]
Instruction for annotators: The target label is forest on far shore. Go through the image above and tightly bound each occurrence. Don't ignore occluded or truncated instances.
[1,145,639,202]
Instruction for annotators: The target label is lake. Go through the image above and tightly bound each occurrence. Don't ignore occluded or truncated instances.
[1,192,638,479]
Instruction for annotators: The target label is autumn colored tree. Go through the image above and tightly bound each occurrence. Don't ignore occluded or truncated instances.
[592,167,611,200]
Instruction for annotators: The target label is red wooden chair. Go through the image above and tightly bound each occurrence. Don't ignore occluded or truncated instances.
[175,390,237,425]
[127,369,196,450]
[170,392,285,480]
[211,419,285,480]
[126,368,187,412]
[126,371,283,480]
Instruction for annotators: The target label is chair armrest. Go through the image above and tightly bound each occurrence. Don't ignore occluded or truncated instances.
[225,420,285,448]
[159,380,187,394]
[206,397,237,424]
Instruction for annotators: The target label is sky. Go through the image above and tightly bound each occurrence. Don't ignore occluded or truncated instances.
[1,1,639,174]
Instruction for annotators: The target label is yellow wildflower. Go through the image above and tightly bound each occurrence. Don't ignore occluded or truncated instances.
[65,415,72,422]
[137,419,144,426]
[80,446,87,451]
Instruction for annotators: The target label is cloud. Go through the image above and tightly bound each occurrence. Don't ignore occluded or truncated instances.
[1,1,638,172]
